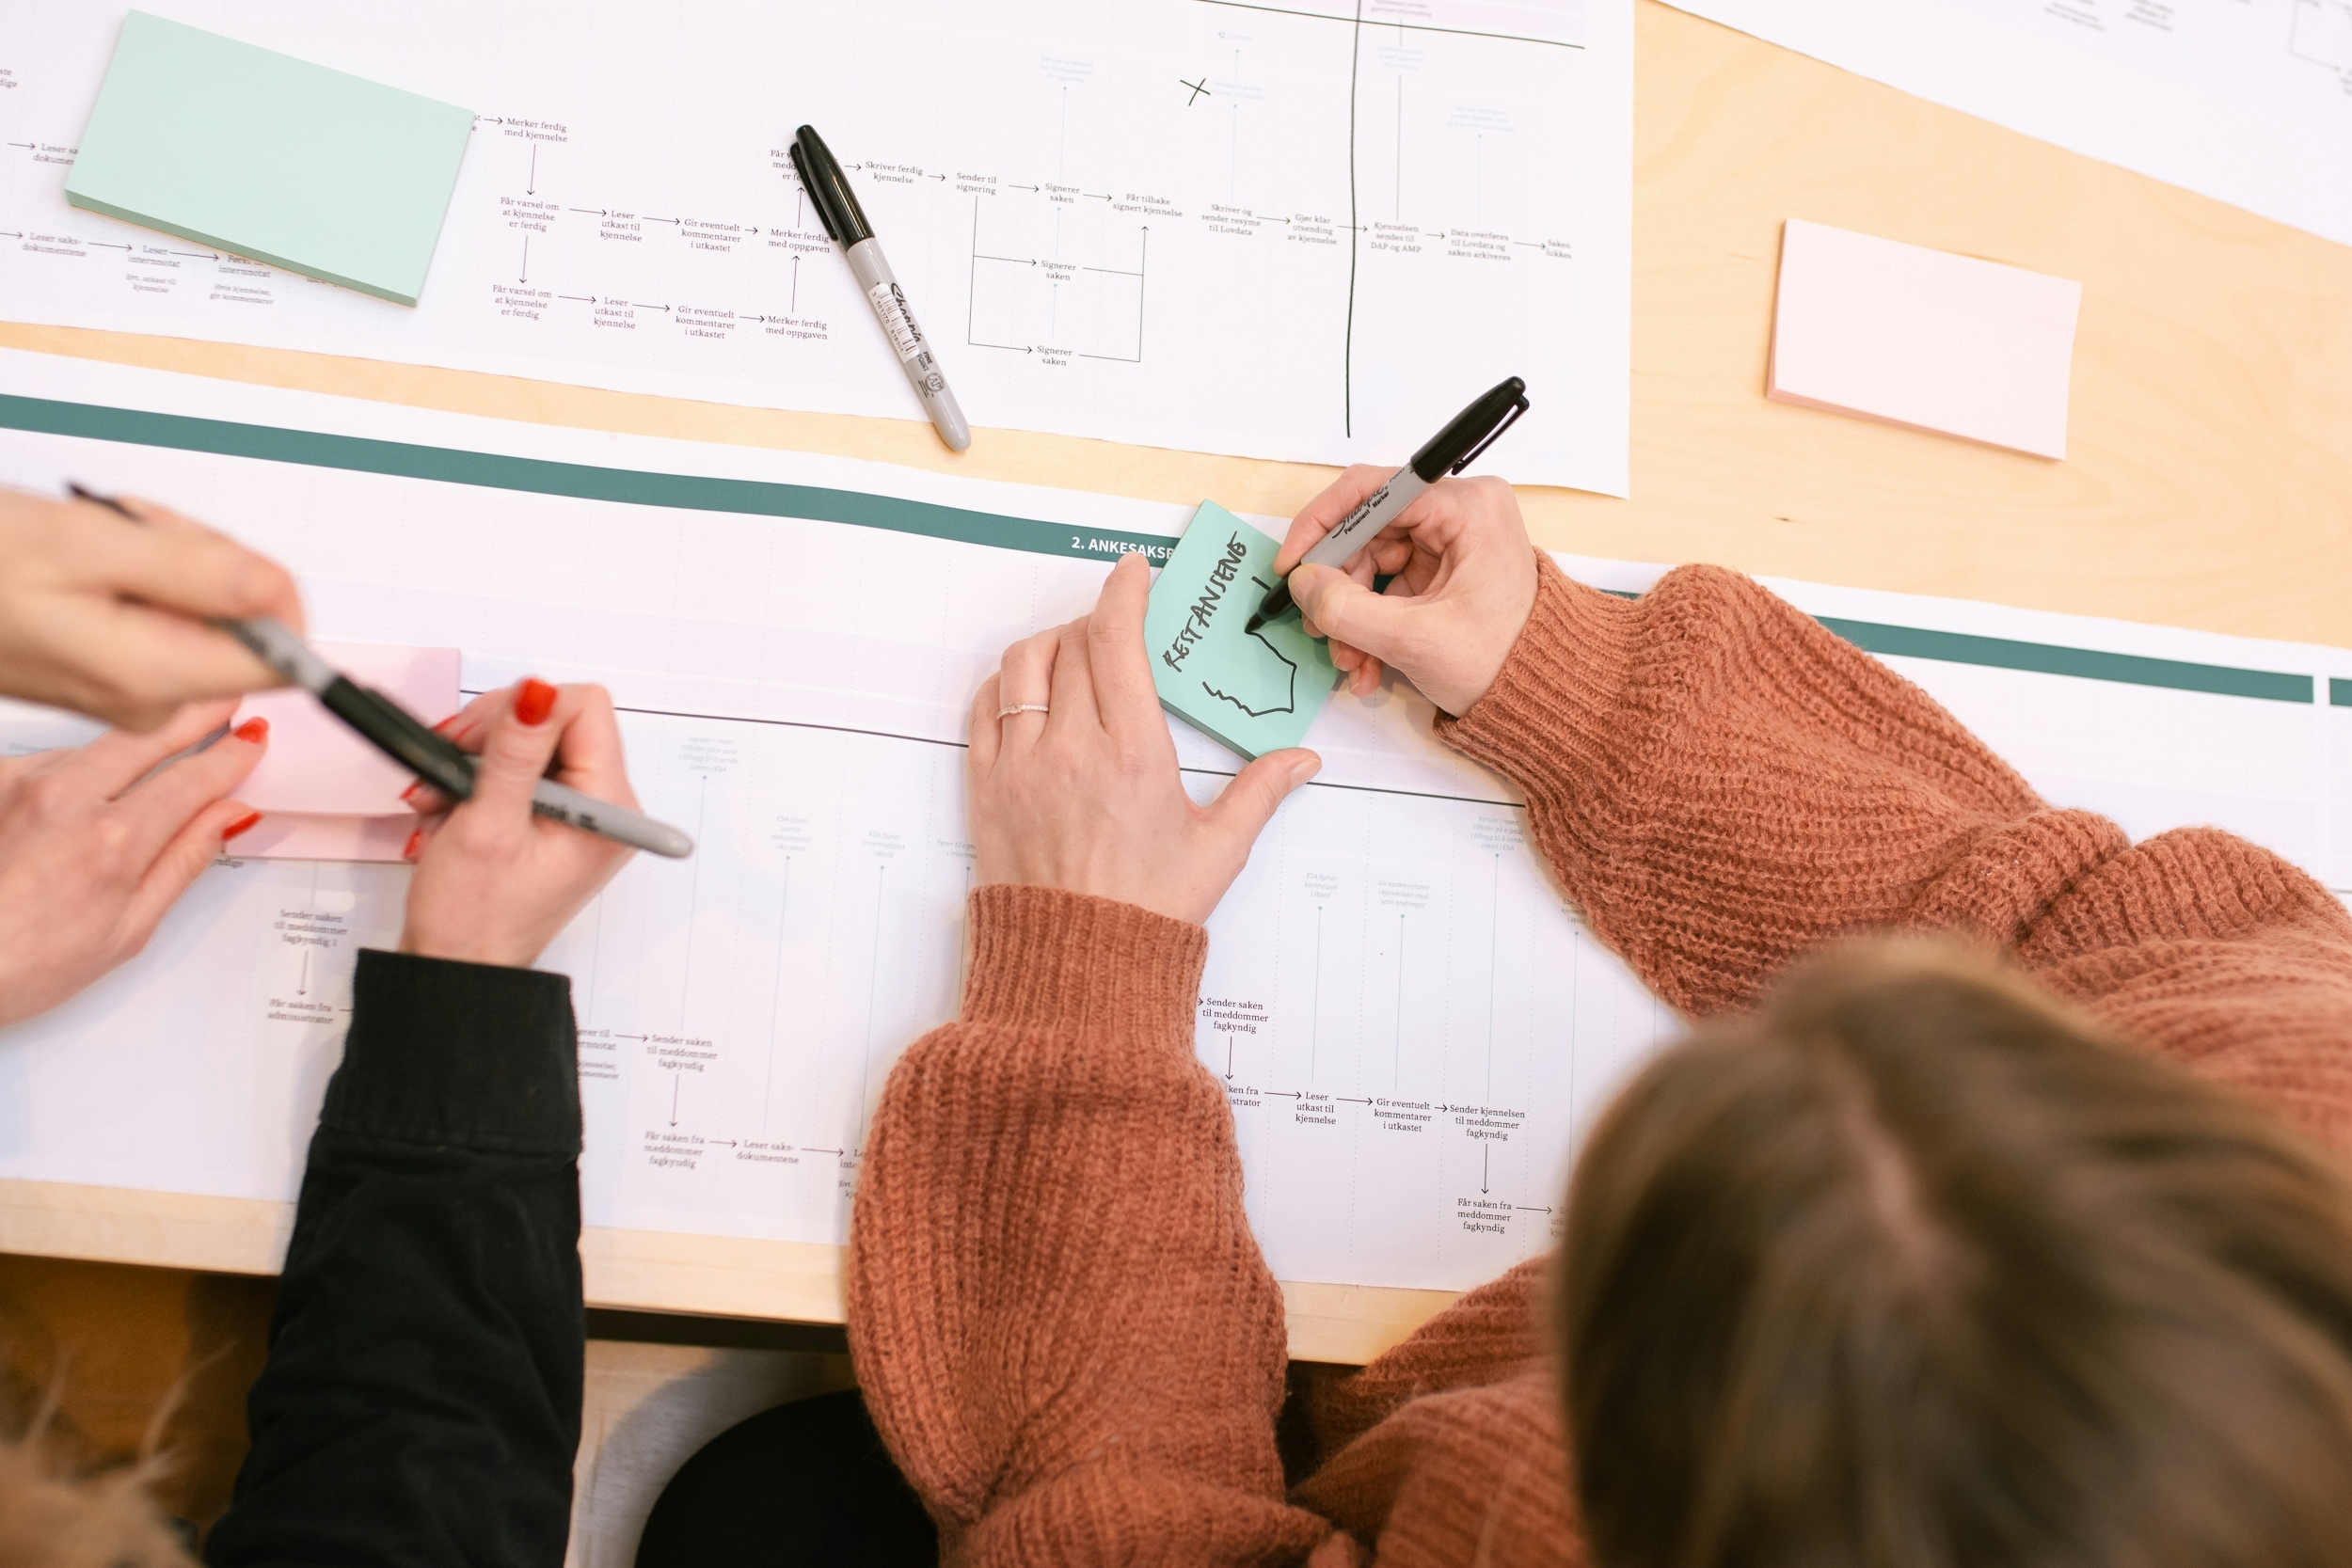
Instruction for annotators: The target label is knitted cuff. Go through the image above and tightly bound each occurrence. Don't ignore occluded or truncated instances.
[1436,550,1639,795]
[321,948,580,1156]
[961,885,1207,1045]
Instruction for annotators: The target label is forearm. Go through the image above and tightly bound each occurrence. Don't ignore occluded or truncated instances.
[209,950,584,1567]
[848,886,1327,1565]
[1439,556,2352,1146]
[1440,554,2065,1015]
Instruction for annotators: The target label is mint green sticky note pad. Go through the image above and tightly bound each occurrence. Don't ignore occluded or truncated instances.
[65,13,473,307]
[1146,501,1339,758]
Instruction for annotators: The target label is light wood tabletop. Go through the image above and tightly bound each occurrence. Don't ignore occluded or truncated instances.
[2,0,2346,1366]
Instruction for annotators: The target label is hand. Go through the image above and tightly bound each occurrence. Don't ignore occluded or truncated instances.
[0,487,305,730]
[970,552,1322,927]
[1275,467,1538,716]
[400,678,638,969]
[0,701,268,1029]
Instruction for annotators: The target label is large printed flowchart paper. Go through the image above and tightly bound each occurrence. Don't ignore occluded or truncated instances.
[1662,0,2352,247]
[0,0,1633,493]
[4,351,2352,1293]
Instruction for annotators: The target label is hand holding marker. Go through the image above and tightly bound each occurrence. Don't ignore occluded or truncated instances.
[69,485,694,861]
[1245,378,1529,634]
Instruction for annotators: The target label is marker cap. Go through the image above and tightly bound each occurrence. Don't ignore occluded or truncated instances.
[791,125,874,246]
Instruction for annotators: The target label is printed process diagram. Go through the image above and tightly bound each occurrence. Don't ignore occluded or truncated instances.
[0,0,1631,489]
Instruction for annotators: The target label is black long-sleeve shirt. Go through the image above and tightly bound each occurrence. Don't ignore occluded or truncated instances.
[207,948,584,1567]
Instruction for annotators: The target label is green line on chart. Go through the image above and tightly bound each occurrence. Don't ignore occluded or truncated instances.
[0,394,1176,565]
[9,392,2318,702]
[1594,588,2315,703]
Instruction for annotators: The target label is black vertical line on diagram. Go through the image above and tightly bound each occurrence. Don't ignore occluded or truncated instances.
[760,855,792,1136]
[1344,0,1364,438]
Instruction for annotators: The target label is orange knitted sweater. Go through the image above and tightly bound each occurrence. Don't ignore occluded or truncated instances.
[847,555,2352,1566]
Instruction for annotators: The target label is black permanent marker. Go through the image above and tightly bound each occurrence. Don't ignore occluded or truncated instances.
[791,124,973,452]
[1245,377,1529,634]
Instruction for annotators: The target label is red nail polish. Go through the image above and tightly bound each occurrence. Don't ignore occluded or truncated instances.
[399,781,421,803]
[401,827,423,862]
[432,715,457,735]
[221,810,262,843]
[232,716,269,745]
[514,677,558,727]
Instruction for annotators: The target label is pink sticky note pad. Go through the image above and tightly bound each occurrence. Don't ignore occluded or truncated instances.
[1768,219,2081,459]
[230,643,461,862]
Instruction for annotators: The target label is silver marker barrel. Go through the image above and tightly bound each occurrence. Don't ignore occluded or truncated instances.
[845,237,971,452]
[531,780,696,859]
[792,124,972,453]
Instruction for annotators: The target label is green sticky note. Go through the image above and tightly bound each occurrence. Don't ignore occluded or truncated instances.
[1146,501,1339,758]
[65,12,473,307]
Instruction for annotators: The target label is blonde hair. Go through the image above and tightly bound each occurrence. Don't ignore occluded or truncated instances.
[0,1395,193,1568]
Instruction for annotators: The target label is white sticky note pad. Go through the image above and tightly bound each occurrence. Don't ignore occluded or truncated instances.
[230,642,460,861]
[1769,219,2082,459]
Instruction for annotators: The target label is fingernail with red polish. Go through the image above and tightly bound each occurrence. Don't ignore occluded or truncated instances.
[232,716,269,745]
[432,715,457,735]
[514,677,558,727]
[221,811,262,844]
[401,827,423,862]
[399,781,421,803]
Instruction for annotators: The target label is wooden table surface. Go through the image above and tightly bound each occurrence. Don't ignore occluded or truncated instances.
[2,0,2346,1366]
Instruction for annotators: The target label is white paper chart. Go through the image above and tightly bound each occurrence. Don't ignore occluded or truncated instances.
[3,352,2349,1293]
[0,0,1633,492]
[1662,0,2352,246]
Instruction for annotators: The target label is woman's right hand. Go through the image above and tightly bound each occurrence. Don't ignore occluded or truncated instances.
[0,488,305,730]
[398,679,639,970]
[1274,468,1539,717]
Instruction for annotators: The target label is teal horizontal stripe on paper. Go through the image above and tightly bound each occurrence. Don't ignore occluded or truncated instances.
[0,394,1177,564]
[2333,678,2352,708]
[1600,592,2306,702]
[1819,617,2312,704]
[6,393,2316,702]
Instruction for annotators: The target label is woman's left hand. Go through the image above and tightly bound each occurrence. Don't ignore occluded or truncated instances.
[970,552,1321,927]
[0,700,268,1028]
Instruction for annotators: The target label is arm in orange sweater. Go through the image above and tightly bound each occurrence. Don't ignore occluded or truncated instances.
[849,885,1331,1566]
[1442,555,2352,1148]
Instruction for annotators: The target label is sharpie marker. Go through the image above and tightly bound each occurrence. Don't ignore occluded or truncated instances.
[67,485,697,860]
[1244,377,1530,634]
[790,124,972,452]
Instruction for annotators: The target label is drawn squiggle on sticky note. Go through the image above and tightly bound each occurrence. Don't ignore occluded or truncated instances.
[1201,583,1301,717]
[1145,504,1337,758]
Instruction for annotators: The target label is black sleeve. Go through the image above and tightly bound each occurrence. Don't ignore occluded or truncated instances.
[207,948,584,1568]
